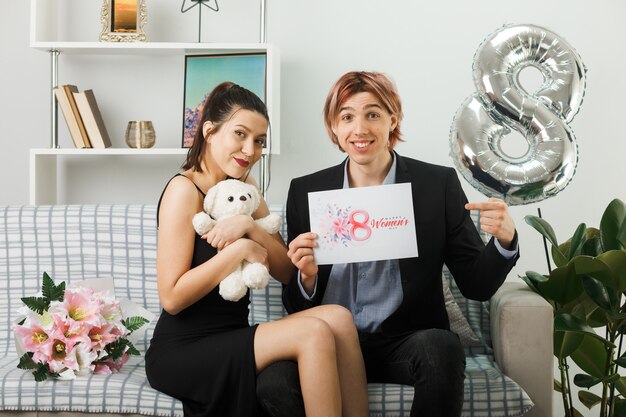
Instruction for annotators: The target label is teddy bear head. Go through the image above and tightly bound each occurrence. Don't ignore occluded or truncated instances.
[203,179,262,220]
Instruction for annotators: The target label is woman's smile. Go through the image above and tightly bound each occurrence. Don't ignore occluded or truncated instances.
[234,157,250,168]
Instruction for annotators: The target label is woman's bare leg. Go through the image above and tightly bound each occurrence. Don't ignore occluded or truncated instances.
[255,316,341,417]
[285,305,369,417]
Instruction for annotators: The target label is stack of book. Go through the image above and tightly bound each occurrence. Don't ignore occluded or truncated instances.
[53,85,112,149]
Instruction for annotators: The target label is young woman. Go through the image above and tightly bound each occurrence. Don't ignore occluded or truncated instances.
[145,82,369,417]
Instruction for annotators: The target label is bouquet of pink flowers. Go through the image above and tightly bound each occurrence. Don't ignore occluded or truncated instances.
[13,273,148,381]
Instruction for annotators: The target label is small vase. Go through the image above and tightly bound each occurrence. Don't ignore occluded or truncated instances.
[125,120,155,148]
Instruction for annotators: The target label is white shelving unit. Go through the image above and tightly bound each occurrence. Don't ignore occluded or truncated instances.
[30,148,188,205]
[29,0,279,205]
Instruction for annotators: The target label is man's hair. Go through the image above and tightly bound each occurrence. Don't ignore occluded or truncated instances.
[323,71,404,150]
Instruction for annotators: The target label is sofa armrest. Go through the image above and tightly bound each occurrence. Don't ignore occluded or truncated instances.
[490,282,553,417]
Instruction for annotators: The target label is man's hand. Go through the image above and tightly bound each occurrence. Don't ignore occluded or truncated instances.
[287,232,319,294]
[465,198,516,249]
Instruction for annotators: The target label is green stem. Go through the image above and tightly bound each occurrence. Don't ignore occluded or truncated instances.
[608,330,623,417]
[559,359,573,417]
[602,325,615,417]
[564,360,575,416]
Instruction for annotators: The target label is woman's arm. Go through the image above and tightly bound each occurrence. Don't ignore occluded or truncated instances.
[246,177,294,284]
[202,177,295,284]
[156,176,268,315]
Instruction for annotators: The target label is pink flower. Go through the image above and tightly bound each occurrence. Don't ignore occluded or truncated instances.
[88,322,122,351]
[331,216,351,238]
[94,354,129,375]
[38,314,90,373]
[50,287,101,333]
[13,323,53,354]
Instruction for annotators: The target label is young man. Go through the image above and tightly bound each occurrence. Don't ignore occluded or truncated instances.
[258,71,519,417]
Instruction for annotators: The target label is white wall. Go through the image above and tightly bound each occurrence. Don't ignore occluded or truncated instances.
[2,1,626,415]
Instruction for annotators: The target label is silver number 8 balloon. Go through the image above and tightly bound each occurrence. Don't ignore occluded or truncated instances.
[449,24,586,205]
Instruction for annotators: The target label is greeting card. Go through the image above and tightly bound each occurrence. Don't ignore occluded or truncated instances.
[308,183,418,265]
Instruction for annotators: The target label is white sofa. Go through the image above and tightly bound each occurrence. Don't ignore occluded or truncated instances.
[0,205,553,417]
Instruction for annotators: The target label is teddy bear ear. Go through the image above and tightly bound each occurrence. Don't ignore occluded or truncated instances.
[249,183,262,211]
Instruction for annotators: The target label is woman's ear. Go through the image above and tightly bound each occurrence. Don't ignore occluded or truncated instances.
[202,121,213,140]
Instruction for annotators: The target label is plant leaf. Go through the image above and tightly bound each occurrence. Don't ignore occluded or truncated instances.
[105,339,127,360]
[582,235,603,257]
[603,372,621,384]
[554,378,564,393]
[32,364,50,382]
[122,316,148,334]
[581,275,615,311]
[574,373,602,388]
[525,215,568,266]
[574,256,617,293]
[578,390,602,409]
[554,329,584,360]
[618,217,626,249]
[520,272,552,301]
[20,296,49,314]
[616,357,626,368]
[555,313,615,348]
[585,305,606,327]
[565,223,589,260]
[569,337,604,379]
[41,272,65,303]
[597,250,626,293]
[124,340,140,356]
[17,353,37,370]
[614,398,626,416]
[615,377,626,397]
[600,199,626,252]
[525,215,560,246]
[539,262,584,305]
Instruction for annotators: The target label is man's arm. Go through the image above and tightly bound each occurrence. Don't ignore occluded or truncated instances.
[443,169,519,301]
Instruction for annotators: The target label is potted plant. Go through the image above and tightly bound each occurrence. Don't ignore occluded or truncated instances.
[522,198,626,417]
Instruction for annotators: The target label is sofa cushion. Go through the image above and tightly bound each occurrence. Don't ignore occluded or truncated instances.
[367,355,533,417]
[443,273,480,346]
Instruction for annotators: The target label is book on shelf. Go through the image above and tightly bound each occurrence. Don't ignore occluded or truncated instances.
[53,86,89,149]
[72,89,112,149]
[62,85,91,148]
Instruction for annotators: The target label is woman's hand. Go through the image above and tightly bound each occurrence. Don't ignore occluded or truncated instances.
[204,215,255,250]
[228,238,269,268]
[287,232,319,293]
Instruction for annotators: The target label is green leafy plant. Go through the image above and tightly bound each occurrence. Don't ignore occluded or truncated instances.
[522,198,626,417]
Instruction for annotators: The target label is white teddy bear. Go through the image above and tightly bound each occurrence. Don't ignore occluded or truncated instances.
[192,179,282,302]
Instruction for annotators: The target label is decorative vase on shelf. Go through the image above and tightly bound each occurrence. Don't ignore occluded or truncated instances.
[125,121,155,148]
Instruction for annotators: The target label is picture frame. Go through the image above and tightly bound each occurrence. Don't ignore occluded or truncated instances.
[182,53,267,148]
[100,0,147,42]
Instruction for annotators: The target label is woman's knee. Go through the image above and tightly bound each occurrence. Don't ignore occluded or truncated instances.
[320,304,358,336]
[295,316,336,354]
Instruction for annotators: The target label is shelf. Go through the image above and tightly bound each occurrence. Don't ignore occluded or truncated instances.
[32,148,189,156]
[30,41,277,55]
[29,0,278,204]
[29,148,189,205]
